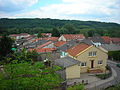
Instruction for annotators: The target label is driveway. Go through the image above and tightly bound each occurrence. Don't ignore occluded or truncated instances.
[86,60,120,90]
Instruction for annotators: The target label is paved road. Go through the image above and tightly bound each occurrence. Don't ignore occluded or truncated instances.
[86,60,120,90]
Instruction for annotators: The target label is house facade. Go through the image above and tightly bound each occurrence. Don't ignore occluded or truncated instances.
[58,34,85,41]
[55,43,108,79]
[67,43,108,73]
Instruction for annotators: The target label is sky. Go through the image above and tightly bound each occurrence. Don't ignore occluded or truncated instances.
[0,0,120,23]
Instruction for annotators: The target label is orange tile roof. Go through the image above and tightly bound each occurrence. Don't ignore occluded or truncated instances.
[32,38,42,42]
[67,43,90,57]
[54,41,67,47]
[102,36,111,44]
[63,34,85,40]
[43,37,58,41]
[29,48,56,53]
[36,41,52,49]
[41,33,52,36]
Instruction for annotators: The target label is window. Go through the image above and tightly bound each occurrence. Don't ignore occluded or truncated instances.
[89,51,97,56]
[98,60,103,64]
[81,62,87,66]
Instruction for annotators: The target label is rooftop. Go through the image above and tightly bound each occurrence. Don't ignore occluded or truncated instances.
[67,43,90,57]
[54,41,67,47]
[62,34,85,40]
[55,56,80,68]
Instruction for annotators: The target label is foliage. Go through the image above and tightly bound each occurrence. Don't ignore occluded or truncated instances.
[3,49,39,64]
[0,18,120,37]
[108,51,120,61]
[0,36,14,61]
[96,73,111,80]
[0,62,63,90]
[67,84,84,90]
[52,27,60,37]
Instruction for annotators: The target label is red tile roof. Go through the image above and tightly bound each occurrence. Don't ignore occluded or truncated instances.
[102,36,111,44]
[41,33,52,36]
[36,41,52,49]
[30,48,56,53]
[63,34,85,40]
[54,41,67,47]
[111,38,120,43]
[67,43,90,57]
[32,38,42,42]
[43,37,58,41]
[9,33,29,37]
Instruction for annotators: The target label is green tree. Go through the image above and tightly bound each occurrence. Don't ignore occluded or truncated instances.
[62,23,76,34]
[0,36,14,60]
[52,27,60,37]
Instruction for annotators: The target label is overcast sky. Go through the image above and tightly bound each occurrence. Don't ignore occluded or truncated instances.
[0,0,120,23]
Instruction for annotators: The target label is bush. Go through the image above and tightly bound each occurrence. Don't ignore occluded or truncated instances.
[67,84,84,90]
[108,51,120,61]
[0,62,63,90]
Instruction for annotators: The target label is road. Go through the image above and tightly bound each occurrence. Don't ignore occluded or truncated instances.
[86,60,120,90]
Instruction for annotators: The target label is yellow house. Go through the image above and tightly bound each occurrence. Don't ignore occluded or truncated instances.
[55,43,108,79]
[67,43,108,73]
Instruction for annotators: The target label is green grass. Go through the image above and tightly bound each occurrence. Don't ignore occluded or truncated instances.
[0,62,63,90]
[67,84,84,90]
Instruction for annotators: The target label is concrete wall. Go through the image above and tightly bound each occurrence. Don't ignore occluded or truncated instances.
[74,46,108,73]
[66,64,80,79]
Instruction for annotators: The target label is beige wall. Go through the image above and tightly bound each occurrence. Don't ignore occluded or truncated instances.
[69,46,108,73]
[66,64,80,79]
[58,35,66,41]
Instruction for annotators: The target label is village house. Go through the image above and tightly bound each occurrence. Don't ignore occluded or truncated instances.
[58,34,85,41]
[9,33,30,40]
[55,43,108,79]
[41,33,52,37]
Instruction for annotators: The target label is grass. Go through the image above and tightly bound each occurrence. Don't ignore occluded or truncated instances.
[67,84,84,90]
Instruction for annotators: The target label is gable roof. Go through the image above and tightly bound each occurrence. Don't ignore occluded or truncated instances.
[102,36,111,44]
[55,56,80,68]
[62,34,85,40]
[111,38,120,43]
[30,48,56,53]
[67,43,90,57]
[43,37,58,41]
[54,41,67,47]
[101,44,120,51]
[36,41,52,49]
[57,40,78,51]
[90,36,105,44]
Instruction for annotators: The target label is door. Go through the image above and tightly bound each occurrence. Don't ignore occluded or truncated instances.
[91,60,94,68]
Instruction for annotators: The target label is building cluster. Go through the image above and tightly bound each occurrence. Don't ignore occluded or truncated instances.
[8,33,120,79]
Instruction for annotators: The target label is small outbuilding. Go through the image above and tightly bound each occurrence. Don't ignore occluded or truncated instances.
[55,56,81,79]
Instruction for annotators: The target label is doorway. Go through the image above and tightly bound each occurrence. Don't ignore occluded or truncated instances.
[91,60,94,68]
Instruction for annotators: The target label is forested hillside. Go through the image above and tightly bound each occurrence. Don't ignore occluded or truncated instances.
[0,18,120,37]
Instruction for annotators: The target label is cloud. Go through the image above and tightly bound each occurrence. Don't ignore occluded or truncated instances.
[0,0,38,12]
[0,0,120,23]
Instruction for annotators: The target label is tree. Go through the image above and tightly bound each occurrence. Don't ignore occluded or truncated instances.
[52,28,60,37]
[0,36,14,60]
[62,23,76,34]
[37,32,42,38]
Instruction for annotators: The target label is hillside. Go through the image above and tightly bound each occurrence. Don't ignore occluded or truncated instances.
[0,18,120,37]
